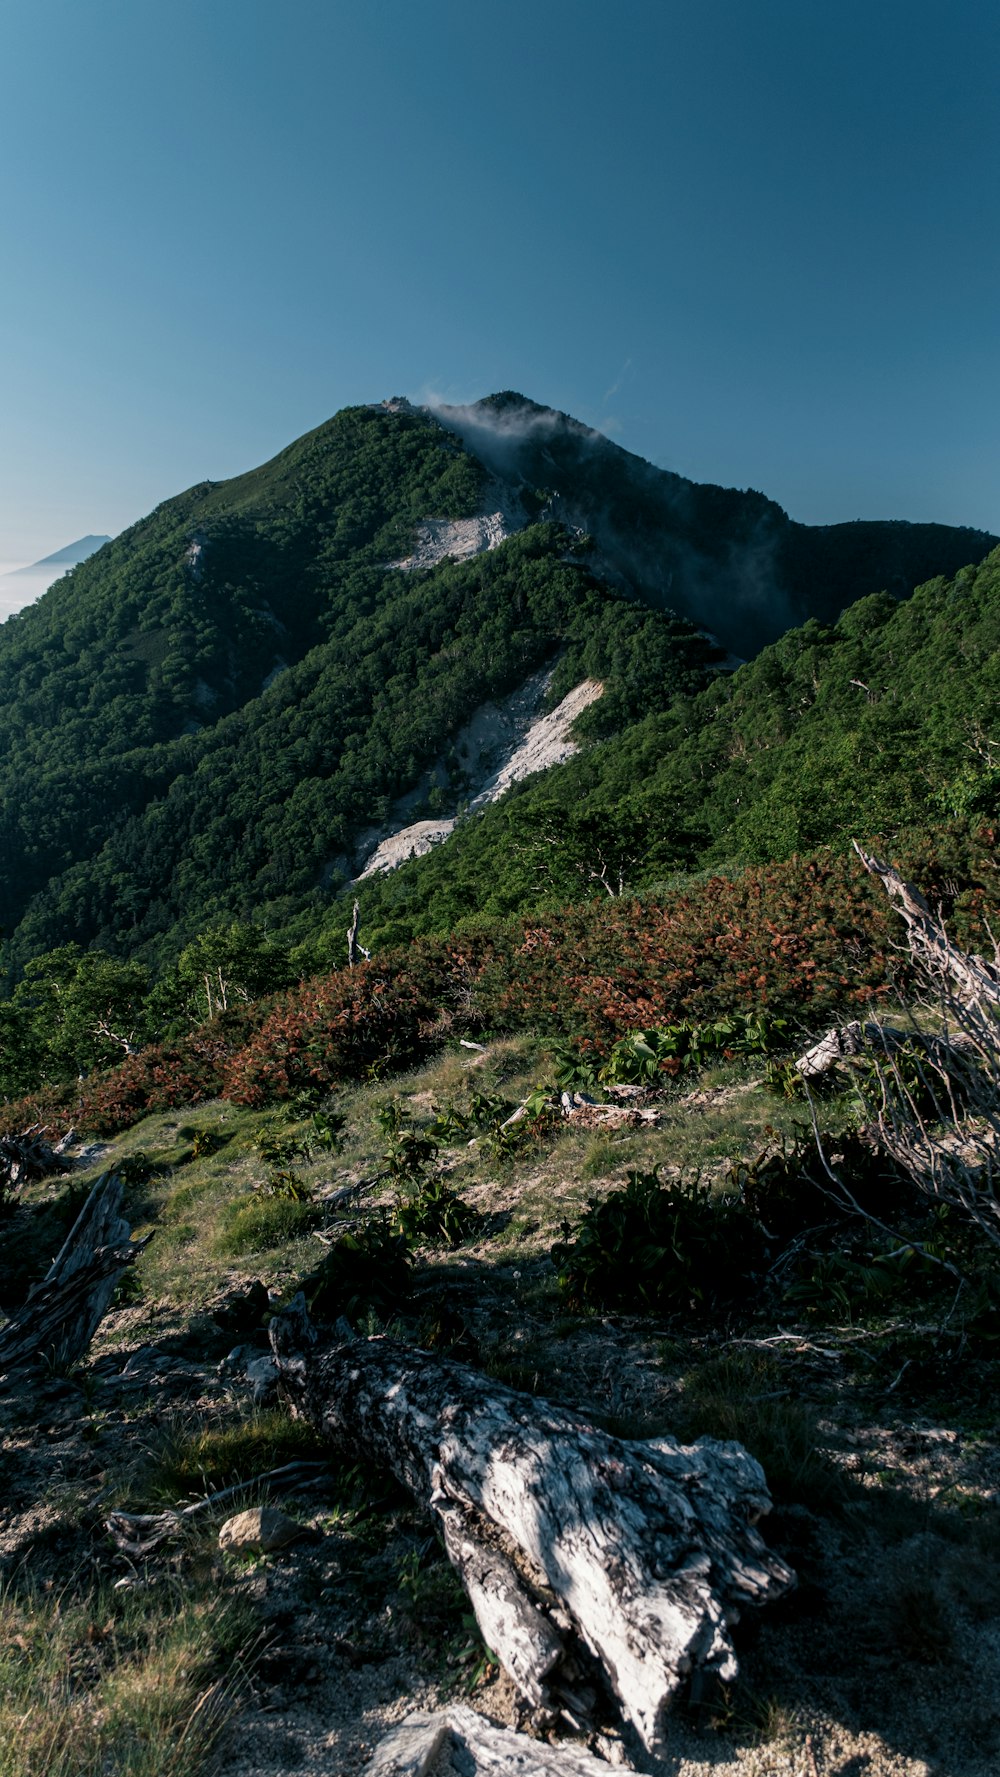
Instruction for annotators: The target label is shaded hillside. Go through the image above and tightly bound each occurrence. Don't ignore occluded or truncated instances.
[435,392,995,656]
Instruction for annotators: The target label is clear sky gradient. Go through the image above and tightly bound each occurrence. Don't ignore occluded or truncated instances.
[1,0,997,582]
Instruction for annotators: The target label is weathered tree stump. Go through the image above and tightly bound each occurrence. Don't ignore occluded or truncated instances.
[0,1172,150,1380]
[270,1299,794,1755]
[0,1124,72,1196]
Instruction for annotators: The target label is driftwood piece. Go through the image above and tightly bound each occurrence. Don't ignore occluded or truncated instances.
[796,1019,974,1084]
[0,1172,150,1380]
[853,840,1000,1011]
[794,1020,910,1078]
[559,1091,660,1130]
[270,1299,793,1755]
[479,1091,659,1146]
[370,1703,615,1775]
[795,1021,866,1078]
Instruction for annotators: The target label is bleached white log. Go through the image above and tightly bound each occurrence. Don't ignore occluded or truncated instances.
[346,899,371,967]
[437,1502,569,1711]
[270,1302,794,1755]
[795,1021,866,1077]
[370,1704,618,1775]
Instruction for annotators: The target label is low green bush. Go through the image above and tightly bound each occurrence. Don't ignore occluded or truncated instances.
[302,1214,413,1325]
[551,1168,764,1317]
[394,1177,478,1249]
[602,1013,788,1085]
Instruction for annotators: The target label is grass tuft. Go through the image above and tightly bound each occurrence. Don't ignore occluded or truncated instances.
[216,1194,320,1255]
[0,1574,254,1777]
[148,1408,325,1501]
[672,1353,849,1509]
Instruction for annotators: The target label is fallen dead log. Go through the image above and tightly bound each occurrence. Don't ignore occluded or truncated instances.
[485,1090,659,1143]
[0,1172,151,1380]
[795,1020,867,1078]
[796,1019,976,1084]
[793,1020,921,1079]
[270,1298,793,1756]
[559,1091,660,1130]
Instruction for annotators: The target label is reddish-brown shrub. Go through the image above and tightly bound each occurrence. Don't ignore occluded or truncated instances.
[222,960,439,1105]
[9,841,980,1140]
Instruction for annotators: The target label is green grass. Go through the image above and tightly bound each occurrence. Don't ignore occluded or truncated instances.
[148,1408,325,1502]
[670,1352,849,1508]
[6,1021,1000,1776]
[580,1134,639,1180]
[0,1574,254,1777]
[69,1101,329,1320]
[216,1195,321,1256]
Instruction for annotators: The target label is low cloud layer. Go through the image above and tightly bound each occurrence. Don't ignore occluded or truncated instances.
[0,565,68,622]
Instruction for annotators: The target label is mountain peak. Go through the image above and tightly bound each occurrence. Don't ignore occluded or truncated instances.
[6,535,112,577]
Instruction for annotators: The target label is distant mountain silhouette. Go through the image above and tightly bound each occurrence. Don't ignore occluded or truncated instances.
[4,535,112,578]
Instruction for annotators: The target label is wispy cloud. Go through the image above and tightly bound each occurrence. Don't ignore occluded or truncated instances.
[602,357,633,405]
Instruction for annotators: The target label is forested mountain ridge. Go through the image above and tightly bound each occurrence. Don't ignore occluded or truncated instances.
[0,395,994,979]
[339,543,1000,950]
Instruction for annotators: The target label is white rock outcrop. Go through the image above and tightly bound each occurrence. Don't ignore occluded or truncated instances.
[356,678,603,880]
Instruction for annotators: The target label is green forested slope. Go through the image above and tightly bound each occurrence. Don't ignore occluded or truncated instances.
[4,532,999,1099]
[0,394,994,981]
[0,404,481,940]
[1,519,714,969]
[346,548,1000,949]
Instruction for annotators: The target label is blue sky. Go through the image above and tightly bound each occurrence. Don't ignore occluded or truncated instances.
[1,0,997,580]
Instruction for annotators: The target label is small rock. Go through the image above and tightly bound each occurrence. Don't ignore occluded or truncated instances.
[246,1356,279,1402]
[218,1506,302,1555]
[219,1343,257,1375]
